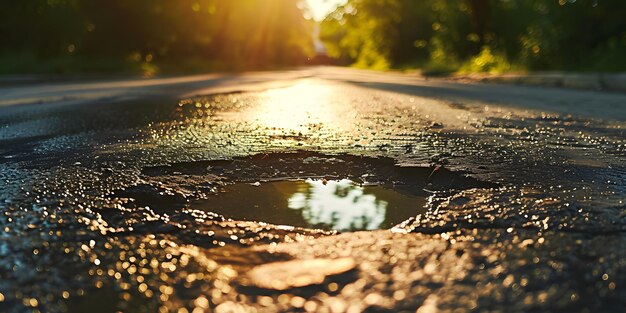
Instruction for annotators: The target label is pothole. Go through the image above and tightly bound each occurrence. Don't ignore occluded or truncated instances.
[193,179,427,231]
[113,152,496,232]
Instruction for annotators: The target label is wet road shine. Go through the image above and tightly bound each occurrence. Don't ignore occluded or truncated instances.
[0,67,624,312]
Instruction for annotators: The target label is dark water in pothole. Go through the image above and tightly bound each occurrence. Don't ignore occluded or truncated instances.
[195,179,427,231]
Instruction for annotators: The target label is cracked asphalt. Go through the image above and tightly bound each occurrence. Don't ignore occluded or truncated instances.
[0,67,625,312]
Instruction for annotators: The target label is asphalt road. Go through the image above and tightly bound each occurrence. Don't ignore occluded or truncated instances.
[0,67,624,312]
[2,67,626,120]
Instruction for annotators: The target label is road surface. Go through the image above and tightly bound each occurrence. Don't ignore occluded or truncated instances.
[0,67,624,312]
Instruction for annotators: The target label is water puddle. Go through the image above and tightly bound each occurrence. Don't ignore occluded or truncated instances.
[194,179,427,231]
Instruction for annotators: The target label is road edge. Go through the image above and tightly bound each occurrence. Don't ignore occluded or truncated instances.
[449,72,626,93]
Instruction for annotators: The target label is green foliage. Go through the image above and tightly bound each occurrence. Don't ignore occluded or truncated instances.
[460,46,514,74]
[0,0,315,73]
[321,0,626,72]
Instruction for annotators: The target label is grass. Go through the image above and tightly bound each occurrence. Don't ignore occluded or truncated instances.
[0,52,310,79]
[0,52,140,75]
[0,52,252,77]
[2,48,625,78]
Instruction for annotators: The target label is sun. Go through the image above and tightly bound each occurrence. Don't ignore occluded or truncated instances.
[305,0,347,21]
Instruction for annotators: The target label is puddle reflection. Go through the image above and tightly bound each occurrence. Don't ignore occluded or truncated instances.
[196,179,426,231]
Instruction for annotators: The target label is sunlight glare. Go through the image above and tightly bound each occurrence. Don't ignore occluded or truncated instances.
[305,0,347,21]
[246,80,338,135]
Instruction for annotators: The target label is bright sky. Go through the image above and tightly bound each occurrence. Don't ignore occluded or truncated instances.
[305,0,348,21]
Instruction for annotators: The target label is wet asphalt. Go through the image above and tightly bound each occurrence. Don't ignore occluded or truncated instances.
[0,67,625,312]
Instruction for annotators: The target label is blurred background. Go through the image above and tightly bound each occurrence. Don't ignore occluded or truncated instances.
[1,0,625,75]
